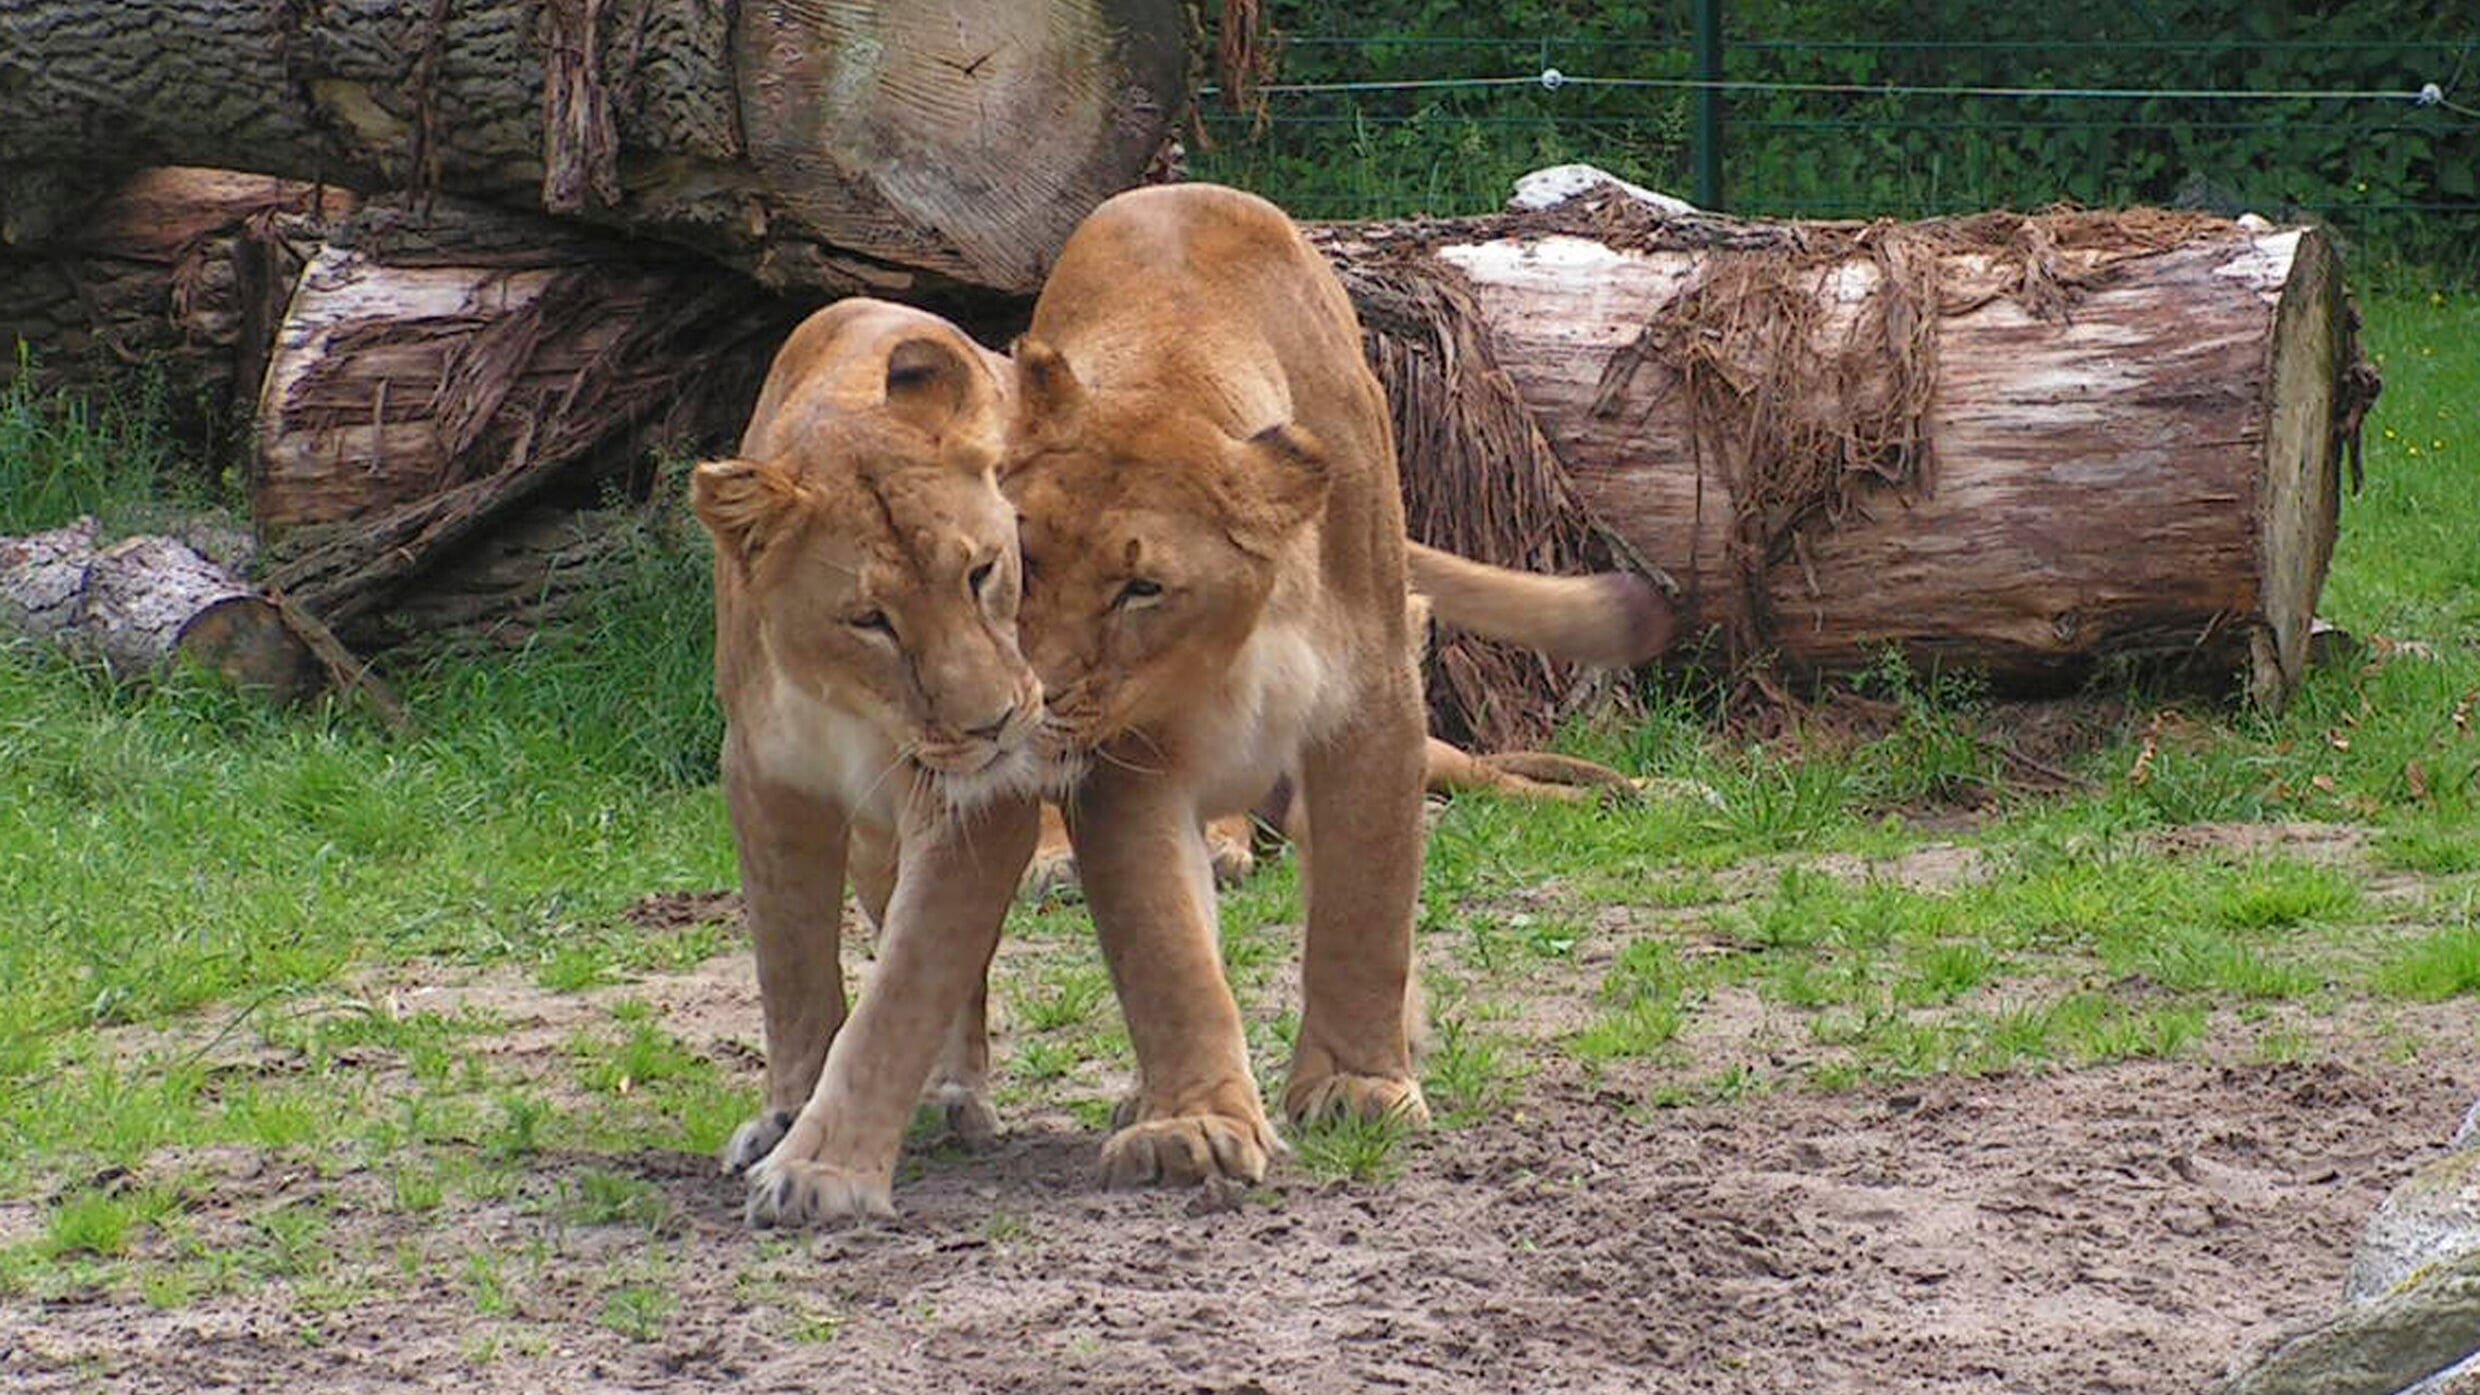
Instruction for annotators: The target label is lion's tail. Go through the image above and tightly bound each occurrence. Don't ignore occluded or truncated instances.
[1405,541,1676,670]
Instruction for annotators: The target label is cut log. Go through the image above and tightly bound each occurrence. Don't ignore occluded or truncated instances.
[250,196,792,535]
[0,168,354,447]
[250,193,800,629]
[0,0,1185,298]
[0,520,315,698]
[1313,197,2376,712]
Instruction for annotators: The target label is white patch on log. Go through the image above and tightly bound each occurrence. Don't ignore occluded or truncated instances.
[1509,164,1700,217]
[1437,237,1698,353]
[2213,230,2304,302]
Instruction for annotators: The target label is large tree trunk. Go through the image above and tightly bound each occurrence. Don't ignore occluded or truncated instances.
[0,0,1186,299]
[1315,192,2375,715]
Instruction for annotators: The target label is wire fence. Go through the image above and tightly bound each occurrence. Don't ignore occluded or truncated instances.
[1189,26,2480,280]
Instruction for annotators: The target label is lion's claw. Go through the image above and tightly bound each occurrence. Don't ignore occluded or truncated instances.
[928,1083,1000,1151]
[1285,1071,1431,1129]
[1019,843,1082,903]
[744,1155,896,1228]
[1205,834,1256,889]
[722,1108,795,1175]
[1100,1113,1275,1189]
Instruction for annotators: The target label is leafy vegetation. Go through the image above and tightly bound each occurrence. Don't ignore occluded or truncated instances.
[1192,1,2479,284]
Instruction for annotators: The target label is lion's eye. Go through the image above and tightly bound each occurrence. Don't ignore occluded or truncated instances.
[1116,578,1163,607]
[849,609,894,635]
[969,561,996,596]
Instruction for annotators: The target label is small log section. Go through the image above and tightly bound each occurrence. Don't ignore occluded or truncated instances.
[1314,194,2376,711]
[0,0,1184,298]
[0,518,314,698]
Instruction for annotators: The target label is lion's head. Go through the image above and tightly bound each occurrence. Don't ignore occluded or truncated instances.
[1000,338,1330,771]
[694,302,1042,811]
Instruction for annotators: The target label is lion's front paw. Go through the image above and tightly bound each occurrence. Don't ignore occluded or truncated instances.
[744,1154,896,1228]
[1100,1113,1275,1189]
[1284,1071,1431,1129]
[722,1108,795,1175]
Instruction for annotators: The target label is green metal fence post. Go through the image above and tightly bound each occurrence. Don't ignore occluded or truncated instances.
[1694,0,1725,210]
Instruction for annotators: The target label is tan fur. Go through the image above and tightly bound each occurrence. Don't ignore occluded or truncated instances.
[694,298,1042,1226]
[1001,184,1667,1189]
[1406,542,1675,669]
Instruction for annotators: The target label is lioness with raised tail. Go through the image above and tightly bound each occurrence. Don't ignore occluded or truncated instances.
[1004,183,1672,1189]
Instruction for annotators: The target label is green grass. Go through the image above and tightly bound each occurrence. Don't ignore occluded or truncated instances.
[0,355,210,536]
[1292,1110,1414,1184]
[598,1283,678,1342]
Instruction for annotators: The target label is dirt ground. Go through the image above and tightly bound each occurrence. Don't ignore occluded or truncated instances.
[4,938,2474,1395]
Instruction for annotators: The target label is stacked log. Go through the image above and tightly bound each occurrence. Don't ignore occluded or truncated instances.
[0,0,1185,299]
[0,168,354,447]
[245,194,800,632]
[0,167,2373,737]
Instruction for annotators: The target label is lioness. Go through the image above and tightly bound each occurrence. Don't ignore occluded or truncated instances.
[693,298,1043,1226]
[1004,183,1671,1188]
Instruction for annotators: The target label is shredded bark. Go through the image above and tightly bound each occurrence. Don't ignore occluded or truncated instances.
[403,0,456,213]
[1334,255,1645,750]
[539,0,621,216]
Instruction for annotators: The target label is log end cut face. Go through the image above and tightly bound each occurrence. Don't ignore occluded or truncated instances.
[2248,228,2347,711]
[735,0,1186,294]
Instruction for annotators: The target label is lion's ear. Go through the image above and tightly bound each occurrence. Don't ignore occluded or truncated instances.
[690,457,804,564]
[882,335,973,438]
[1220,422,1332,556]
[1009,337,1087,451]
